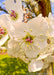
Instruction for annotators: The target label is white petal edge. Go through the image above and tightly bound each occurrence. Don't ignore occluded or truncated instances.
[28,60,43,72]
[36,53,51,60]
[0,34,9,46]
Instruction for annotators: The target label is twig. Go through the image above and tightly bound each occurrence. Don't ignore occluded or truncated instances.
[0,6,8,13]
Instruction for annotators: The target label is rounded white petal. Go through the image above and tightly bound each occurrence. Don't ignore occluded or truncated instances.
[11,22,27,38]
[27,16,48,36]
[0,34,9,46]
[7,39,24,57]
[49,24,54,37]
[5,0,22,13]
[7,39,30,63]
[0,14,10,28]
[34,35,47,49]
[24,44,40,58]
[7,39,19,56]
[28,60,43,72]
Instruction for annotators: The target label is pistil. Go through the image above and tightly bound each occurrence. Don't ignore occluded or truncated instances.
[26,37,33,43]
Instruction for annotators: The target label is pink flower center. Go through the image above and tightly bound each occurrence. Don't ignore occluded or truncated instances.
[0,27,4,34]
[10,10,16,18]
[26,37,33,43]
[0,27,5,38]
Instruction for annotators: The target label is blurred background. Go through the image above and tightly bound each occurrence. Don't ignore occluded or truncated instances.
[0,0,54,16]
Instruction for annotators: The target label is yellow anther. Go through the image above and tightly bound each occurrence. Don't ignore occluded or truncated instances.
[40,34,42,36]
[27,45,29,47]
[39,48,40,50]
[30,29,32,32]
[41,39,44,42]
[24,30,26,32]
[37,43,39,46]
[20,47,22,49]
[29,42,30,45]
[3,50,6,53]
[25,0,29,2]
[19,43,21,45]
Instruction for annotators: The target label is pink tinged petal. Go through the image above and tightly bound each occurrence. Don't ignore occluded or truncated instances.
[28,60,43,72]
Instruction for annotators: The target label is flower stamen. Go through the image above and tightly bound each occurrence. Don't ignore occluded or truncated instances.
[10,10,18,20]
[0,27,7,39]
[26,37,33,43]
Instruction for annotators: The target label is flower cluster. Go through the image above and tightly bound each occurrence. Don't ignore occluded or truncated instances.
[0,0,54,72]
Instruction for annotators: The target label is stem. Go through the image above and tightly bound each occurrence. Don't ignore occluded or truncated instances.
[35,0,51,17]
[0,6,8,13]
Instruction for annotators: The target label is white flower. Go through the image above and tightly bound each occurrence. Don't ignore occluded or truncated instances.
[28,53,51,72]
[28,60,43,72]
[4,0,23,22]
[7,15,48,59]
[0,16,9,46]
[0,14,16,38]
[46,13,54,37]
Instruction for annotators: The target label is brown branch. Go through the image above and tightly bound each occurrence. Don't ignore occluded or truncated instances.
[35,0,51,17]
[0,6,8,13]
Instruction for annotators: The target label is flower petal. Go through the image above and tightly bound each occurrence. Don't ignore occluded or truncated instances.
[10,22,27,38]
[36,54,51,60]
[0,14,15,36]
[34,35,47,49]
[48,13,54,37]
[28,60,43,72]
[43,60,49,69]
[27,16,48,36]
[24,44,40,58]
[0,34,9,46]
[45,55,54,62]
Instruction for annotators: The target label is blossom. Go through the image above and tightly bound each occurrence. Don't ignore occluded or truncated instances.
[0,16,9,46]
[7,14,54,72]
[7,15,48,60]
[4,0,23,22]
